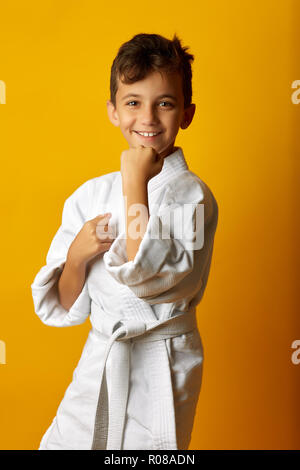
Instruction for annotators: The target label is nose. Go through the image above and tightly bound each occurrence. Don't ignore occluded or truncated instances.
[140,104,159,126]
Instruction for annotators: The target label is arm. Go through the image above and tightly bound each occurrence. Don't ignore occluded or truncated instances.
[103,175,219,304]
[57,211,113,310]
[58,257,87,311]
[120,145,164,261]
[31,179,113,327]
[122,178,149,262]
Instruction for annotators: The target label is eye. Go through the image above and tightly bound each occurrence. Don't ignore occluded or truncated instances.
[159,101,173,107]
[126,100,173,108]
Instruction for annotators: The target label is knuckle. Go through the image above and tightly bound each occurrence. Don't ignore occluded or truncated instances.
[86,219,93,229]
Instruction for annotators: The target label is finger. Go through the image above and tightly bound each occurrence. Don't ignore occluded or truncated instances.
[101,243,113,252]
[96,225,115,240]
[96,223,113,236]
[94,213,112,224]
[98,235,114,242]
[96,212,112,219]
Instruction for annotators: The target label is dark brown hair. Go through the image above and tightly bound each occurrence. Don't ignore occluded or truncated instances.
[110,33,194,109]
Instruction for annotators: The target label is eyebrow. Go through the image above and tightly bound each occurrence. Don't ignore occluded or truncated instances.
[121,93,178,102]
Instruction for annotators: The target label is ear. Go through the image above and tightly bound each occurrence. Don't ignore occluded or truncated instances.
[106,100,120,127]
[180,103,196,129]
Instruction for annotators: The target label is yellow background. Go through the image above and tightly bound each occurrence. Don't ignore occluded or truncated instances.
[0,0,299,450]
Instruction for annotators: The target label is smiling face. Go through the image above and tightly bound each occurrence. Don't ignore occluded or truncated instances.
[107,70,196,159]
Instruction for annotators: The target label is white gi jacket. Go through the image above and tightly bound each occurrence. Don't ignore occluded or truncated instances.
[31,146,218,450]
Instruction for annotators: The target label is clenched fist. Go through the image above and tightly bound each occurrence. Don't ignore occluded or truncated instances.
[67,213,114,267]
[120,145,164,185]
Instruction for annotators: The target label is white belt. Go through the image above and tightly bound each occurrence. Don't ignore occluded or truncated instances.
[89,300,198,450]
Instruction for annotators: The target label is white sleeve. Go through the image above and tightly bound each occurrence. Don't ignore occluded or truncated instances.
[31,181,91,327]
[103,181,218,304]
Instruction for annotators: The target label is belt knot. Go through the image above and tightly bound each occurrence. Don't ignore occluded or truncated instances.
[115,319,147,341]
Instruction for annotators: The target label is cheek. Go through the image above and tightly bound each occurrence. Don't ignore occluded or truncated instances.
[118,111,133,128]
[164,113,180,126]
[167,119,180,133]
[123,118,135,130]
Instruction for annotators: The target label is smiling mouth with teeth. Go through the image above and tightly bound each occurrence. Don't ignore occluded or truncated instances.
[134,131,162,137]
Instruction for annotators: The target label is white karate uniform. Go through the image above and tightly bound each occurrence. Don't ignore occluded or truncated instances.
[31,146,218,450]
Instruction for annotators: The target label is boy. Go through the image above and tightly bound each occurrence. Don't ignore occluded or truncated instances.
[31,32,218,450]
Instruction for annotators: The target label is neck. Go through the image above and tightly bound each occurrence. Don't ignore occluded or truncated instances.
[158,143,175,159]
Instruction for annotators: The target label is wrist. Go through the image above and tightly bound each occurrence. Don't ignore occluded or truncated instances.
[122,174,149,188]
[122,179,148,198]
[66,253,87,271]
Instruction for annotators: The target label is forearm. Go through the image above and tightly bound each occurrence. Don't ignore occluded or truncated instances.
[122,178,149,262]
[58,256,87,311]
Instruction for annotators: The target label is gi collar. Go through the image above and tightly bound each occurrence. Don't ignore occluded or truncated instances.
[147,146,189,194]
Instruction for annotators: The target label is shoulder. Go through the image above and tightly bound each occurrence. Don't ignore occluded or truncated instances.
[166,170,219,226]
[86,170,120,197]
[63,171,120,221]
[166,169,217,205]
[66,171,120,200]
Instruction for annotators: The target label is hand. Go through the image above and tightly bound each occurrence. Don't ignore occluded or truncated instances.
[120,145,164,185]
[67,213,114,267]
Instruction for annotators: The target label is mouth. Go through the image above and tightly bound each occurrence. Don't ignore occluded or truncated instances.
[133,130,162,140]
